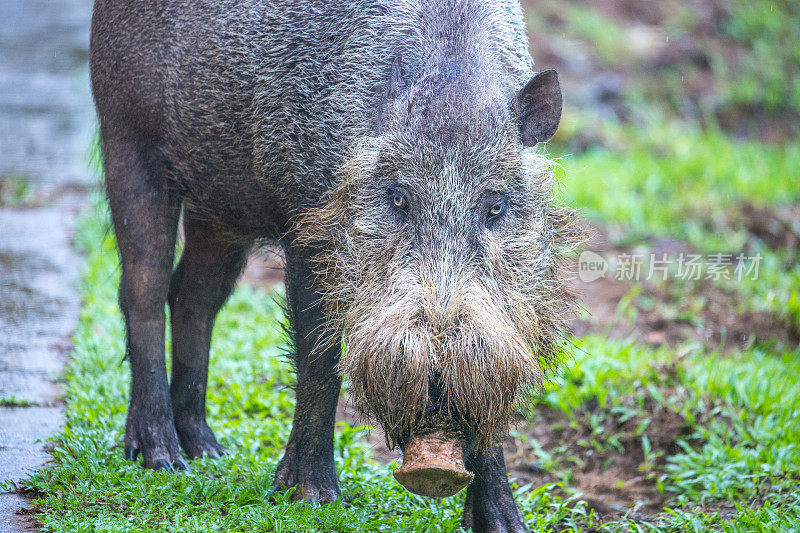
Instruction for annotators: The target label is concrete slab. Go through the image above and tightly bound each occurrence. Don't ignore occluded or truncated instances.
[0,207,81,405]
[0,0,95,191]
[0,407,65,484]
[0,492,38,533]
[0,201,83,532]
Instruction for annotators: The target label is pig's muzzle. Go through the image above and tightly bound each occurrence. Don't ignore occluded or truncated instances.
[392,431,474,497]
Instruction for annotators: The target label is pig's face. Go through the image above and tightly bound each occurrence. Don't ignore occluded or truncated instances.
[300,64,578,450]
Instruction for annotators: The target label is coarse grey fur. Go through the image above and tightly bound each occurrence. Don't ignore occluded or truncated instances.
[93,0,534,236]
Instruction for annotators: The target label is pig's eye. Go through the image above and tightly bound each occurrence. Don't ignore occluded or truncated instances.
[388,188,409,214]
[486,199,506,225]
[393,193,407,210]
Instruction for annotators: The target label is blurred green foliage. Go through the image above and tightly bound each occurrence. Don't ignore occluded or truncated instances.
[720,0,800,113]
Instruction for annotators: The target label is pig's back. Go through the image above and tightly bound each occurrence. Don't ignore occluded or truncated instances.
[91,0,534,237]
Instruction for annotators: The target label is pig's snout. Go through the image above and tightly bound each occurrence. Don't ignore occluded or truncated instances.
[392,431,473,498]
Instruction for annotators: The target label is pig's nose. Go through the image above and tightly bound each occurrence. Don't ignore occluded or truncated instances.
[393,431,473,497]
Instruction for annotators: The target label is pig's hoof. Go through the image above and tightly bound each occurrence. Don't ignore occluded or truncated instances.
[124,415,189,471]
[174,418,228,459]
[273,450,340,504]
[462,487,527,533]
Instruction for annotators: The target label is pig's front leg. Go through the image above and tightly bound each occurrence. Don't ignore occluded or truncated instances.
[272,245,342,504]
[462,443,527,533]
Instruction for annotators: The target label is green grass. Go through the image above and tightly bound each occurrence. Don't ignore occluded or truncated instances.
[558,120,800,235]
[571,338,800,508]
[13,192,800,531]
[549,0,800,326]
[0,395,34,407]
[560,5,632,66]
[718,0,800,114]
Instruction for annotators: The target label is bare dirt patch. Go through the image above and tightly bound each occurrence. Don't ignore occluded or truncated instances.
[736,201,800,254]
[336,398,398,465]
[571,226,799,352]
[239,248,285,292]
[574,273,798,351]
[504,396,693,520]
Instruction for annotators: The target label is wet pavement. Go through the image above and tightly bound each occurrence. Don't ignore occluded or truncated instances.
[0,203,84,532]
[0,0,95,189]
[0,0,95,530]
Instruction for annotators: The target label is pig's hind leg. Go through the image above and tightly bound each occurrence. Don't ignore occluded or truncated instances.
[273,244,342,504]
[462,444,528,532]
[103,135,185,471]
[168,213,251,460]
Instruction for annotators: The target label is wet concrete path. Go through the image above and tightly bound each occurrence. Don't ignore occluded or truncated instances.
[0,0,95,531]
[0,0,95,190]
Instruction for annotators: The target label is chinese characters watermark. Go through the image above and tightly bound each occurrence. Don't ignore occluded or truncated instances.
[578,251,761,283]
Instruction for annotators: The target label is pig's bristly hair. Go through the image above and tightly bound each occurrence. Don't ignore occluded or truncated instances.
[299,135,581,449]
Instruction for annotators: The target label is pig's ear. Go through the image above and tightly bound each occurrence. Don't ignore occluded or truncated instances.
[377,56,407,132]
[514,69,562,146]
